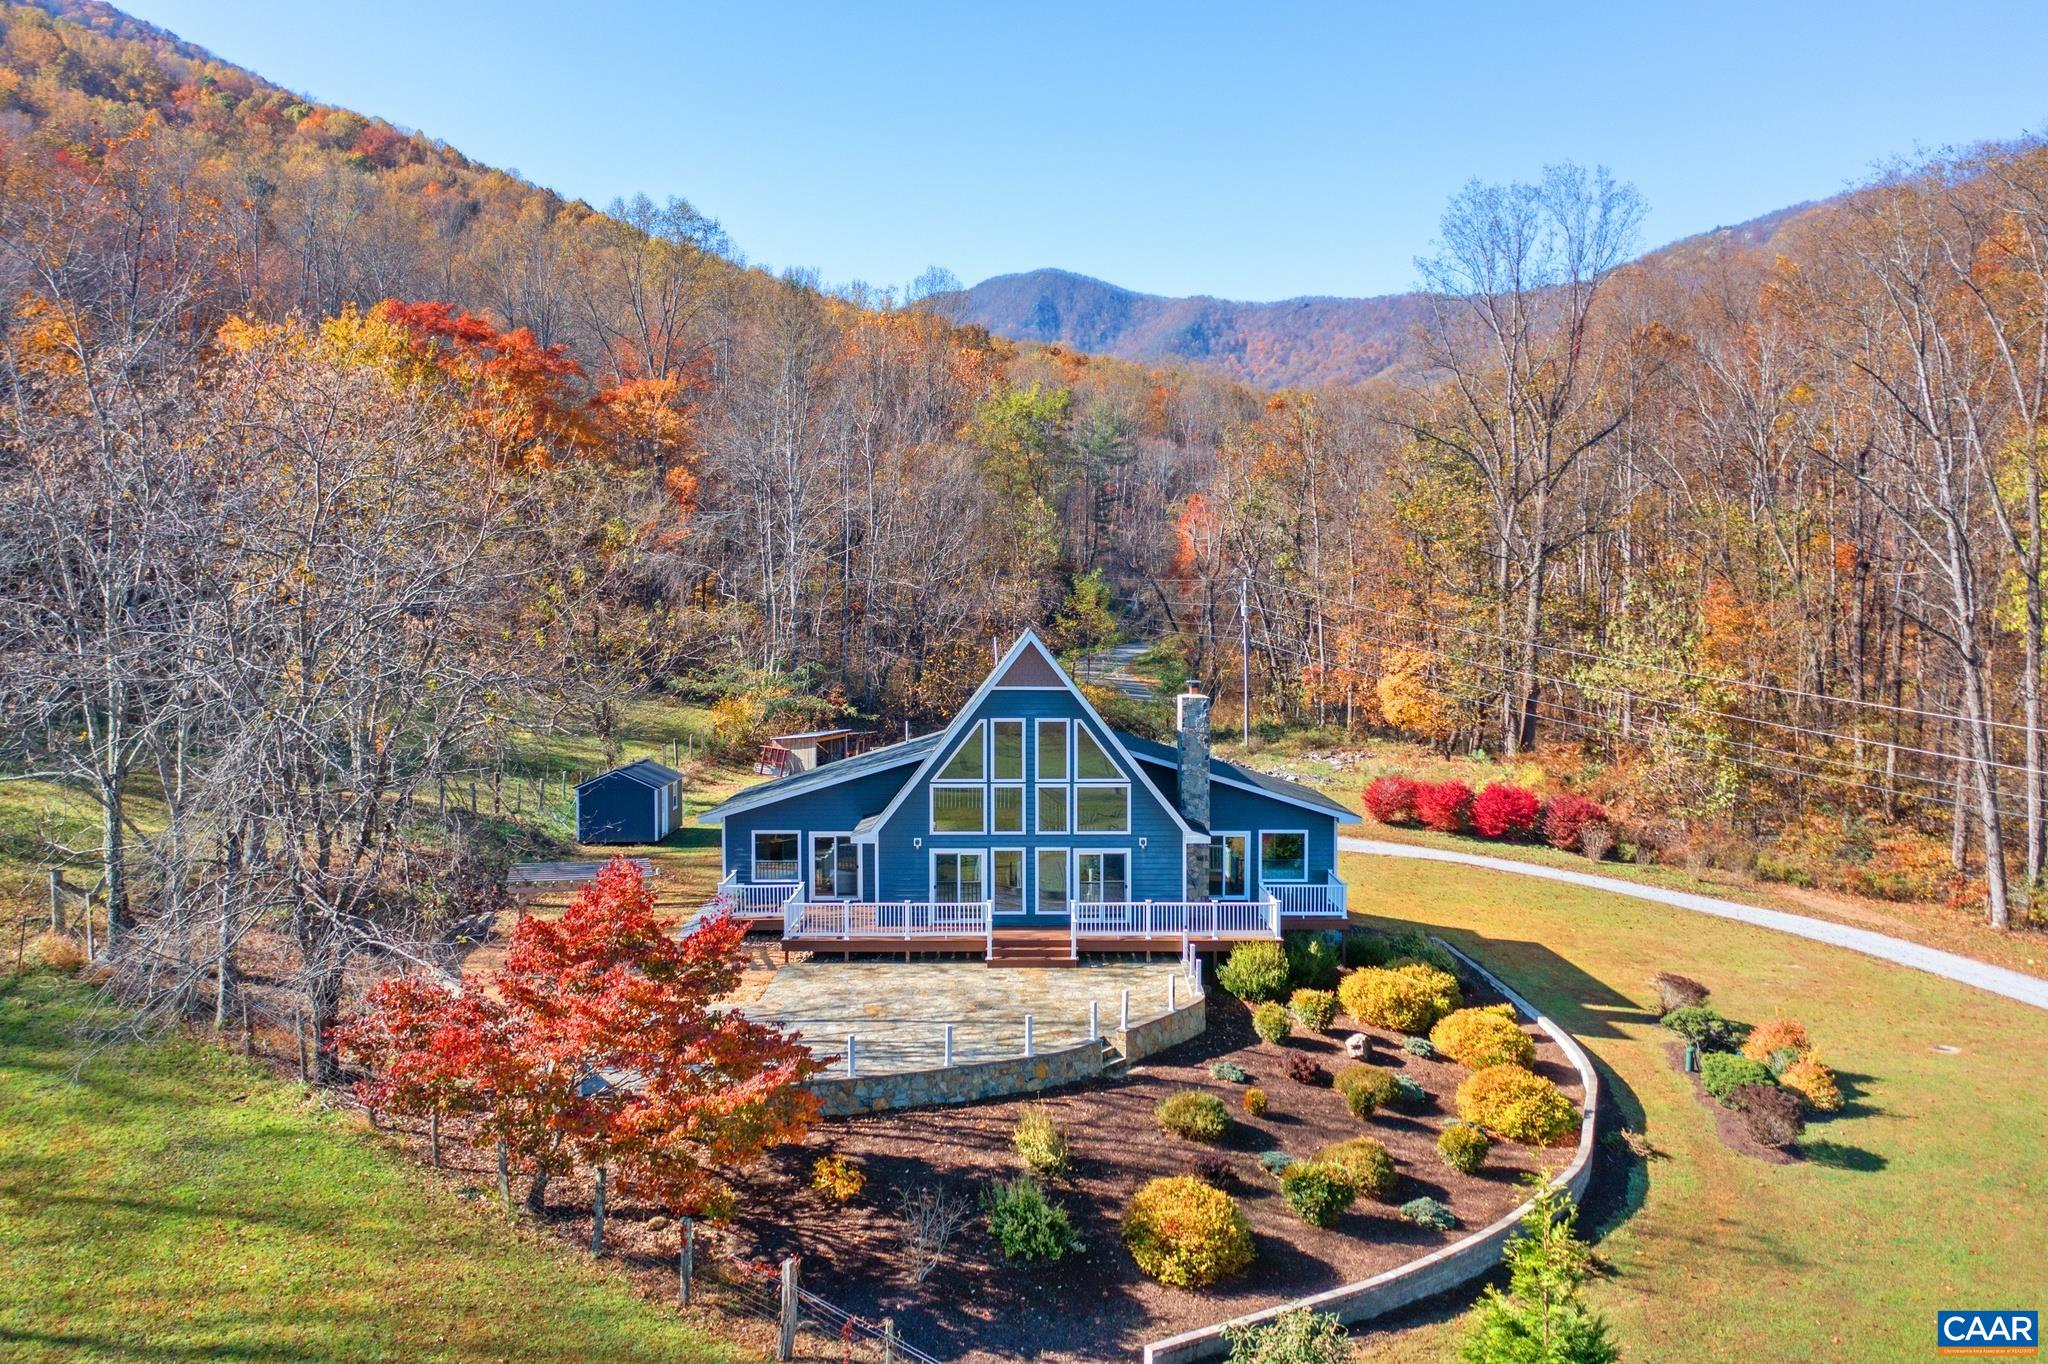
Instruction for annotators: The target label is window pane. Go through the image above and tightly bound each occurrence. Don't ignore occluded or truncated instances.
[993,850,1025,913]
[1261,832,1307,881]
[1037,850,1069,911]
[1209,834,1248,897]
[1076,784,1129,832]
[992,784,1025,833]
[950,853,985,902]
[1036,785,1069,833]
[811,836,835,898]
[937,722,985,780]
[931,785,985,832]
[753,832,798,881]
[810,835,859,898]
[1036,719,1068,781]
[1075,726,1117,779]
[1079,852,1128,902]
[992,720,1024,780]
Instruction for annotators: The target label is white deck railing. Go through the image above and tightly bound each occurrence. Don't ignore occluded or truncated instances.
[1268,874,1347,918]
[714,871,804,915]
[783,896,994,943]
[1069,895,1281,953]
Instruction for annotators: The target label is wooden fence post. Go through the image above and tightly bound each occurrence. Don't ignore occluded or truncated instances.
[883,1317,897,1363]
[777,1256,799,1361]
[591,1166,607,1256]
[48,870,64,932]
[678,1217,694,1307]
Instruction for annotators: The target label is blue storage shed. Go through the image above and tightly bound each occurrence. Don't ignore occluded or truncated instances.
[575,758,684,845]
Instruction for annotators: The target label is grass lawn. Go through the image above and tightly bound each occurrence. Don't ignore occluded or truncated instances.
[0,971,755,1364]
[1340,848,2048,1363]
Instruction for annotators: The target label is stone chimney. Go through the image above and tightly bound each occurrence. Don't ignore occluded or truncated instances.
[1178,686,1212,899]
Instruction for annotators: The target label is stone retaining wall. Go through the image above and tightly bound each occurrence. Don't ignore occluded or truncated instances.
[806,992,1208,1118]
[1140,939,1602,1364]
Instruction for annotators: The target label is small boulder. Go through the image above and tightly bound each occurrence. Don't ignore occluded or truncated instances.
[1344,1034,1370,1060]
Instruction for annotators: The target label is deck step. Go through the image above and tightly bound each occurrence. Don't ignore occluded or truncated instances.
[985,932,1079,969]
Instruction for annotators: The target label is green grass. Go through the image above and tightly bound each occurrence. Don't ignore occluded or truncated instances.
[1340,849,2048,1363]
[0,971,753,1363]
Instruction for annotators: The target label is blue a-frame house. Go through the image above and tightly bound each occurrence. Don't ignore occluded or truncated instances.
[696,631,1358,961]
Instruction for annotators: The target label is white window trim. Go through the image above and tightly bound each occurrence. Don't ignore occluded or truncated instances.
[1035,717,1070,783]
[1073,781,1132,835]
[1075,847,1135,904]
[990,718,1026,782]
[929,782,988,834]
[1034,783,1071,835]
[991,782,1028,835]
[1259,829,1311,884]
[935,719,989,782]
[989,845,1028,916]
[1073,723,1120,781]
[1210,829,1252,900]
[929,847,989,904]
[807,831,863,902]
[1035,847,1071,915]
[751,829,801,883]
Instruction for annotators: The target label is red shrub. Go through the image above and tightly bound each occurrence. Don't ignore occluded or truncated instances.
[1363,776,1420,824]
[1413,780,1473,833]
[1542,794,1611,851]
[1471,783,1542,839]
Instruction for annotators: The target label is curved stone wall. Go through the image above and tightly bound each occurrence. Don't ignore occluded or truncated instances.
[1140,939,1601,1364]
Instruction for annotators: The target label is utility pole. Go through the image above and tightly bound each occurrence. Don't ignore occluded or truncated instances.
[1239,577,1252,749]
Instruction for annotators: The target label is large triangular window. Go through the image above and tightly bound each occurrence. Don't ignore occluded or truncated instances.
[937,721,986,781]
[1074,725,1118,780]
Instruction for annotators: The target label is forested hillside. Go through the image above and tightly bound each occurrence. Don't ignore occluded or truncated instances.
[3,0,2047,1090]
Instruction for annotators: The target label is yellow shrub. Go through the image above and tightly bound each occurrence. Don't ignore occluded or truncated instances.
[1429,1005,1535,1070]
[1241,1087,1269,1117]
[1740,1018,1812,1065]
[1338,962,1461,1034]
[1121,1176,1254,1288]
[29,931,85,975]
[1455,1064,1579,1145]
[1780,1055,1844,1113]
[1315,1136,1395,1199]
[810,1154,863,1203]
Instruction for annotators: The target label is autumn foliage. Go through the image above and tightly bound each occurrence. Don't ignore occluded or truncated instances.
[1542,795,1612,853]
[1363,776,1420,824]
[1413,780,1474,833]
[1471,783,1543,839]
[339,858,818,1216]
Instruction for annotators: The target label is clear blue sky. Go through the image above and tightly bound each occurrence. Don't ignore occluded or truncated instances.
[122,1,2048,302]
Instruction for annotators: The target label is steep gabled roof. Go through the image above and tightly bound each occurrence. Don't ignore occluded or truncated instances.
[578,757,683,791]
[858,630,1205,845]
[693,732,942,825]
[1118,732,1360,823]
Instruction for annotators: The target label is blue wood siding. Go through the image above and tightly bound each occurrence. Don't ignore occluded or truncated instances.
[721,765,911,899]
[876,687,1190,922]
[1207,778,1338,892]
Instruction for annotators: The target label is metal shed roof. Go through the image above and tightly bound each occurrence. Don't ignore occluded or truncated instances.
[576,757,683,792]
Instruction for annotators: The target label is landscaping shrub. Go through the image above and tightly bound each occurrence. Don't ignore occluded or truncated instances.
[1430,1005,1537,1070]
[1315,1136,1395,1199]
[1217,940,1291,1002]
[1339,964,1461,1034]
[1122,1176,1254,1288]
[1414,779,1474,832]
[1389,930,1459,974]
[1389,1073,1428,1110]
[1011,1107,1071,1178]
[1257,1149,1296,1177]
[1650,971,1709,1013]
[1252,1001,1293,1045]
[28,931,85,975]
[1340,928,1395,968]
[1400,1196,1457,1230]
[1156,1090,1231,1143]
[810,1154,864,1203]
[1363,775,1420,824]
[1543,794,1611,853]
[1209,1061,1250,1084]
[1730,1083,1805,1148]
[1472,782,1542,838]
[1460,1186,1616,1364]
[1781,1055,1845,1113]
[1740,1018,1812,1067]
[1456,1064,1579,1145]
[1289,988,1338,1033]
[1242,1087,1269,1117]
[1660,1004,1742,1052]
[985,1175,1081,1262]
[1437,1122,1491,1174]
[1334,1062,1400,1119]
[1282,932,1340,989]
[1700,1053,1776,1104]
[1403,1035,1437,1059]
[1283,1052,1328,1086]
[1279,1161,1356,1227]
[1191,1152,1236,1188]
[1224,1307,1350,1364]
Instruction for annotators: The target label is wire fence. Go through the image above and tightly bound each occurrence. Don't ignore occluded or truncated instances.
[695,1244,940,1364]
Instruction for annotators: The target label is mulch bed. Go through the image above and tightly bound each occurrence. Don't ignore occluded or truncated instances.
[1664,1042,1798,1165]
[699,975,1585,1362]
